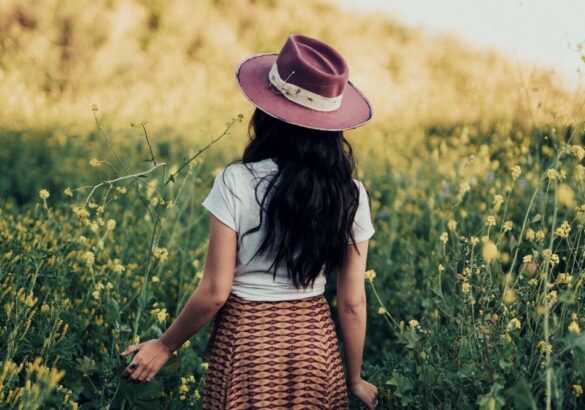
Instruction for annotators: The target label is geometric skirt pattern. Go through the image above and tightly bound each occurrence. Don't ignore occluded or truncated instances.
[201,292,349,409]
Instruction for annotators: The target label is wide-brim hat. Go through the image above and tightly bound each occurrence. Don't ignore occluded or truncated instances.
[235,34,373,131]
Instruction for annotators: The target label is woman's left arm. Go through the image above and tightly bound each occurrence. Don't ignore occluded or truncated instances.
[120,214,237,383]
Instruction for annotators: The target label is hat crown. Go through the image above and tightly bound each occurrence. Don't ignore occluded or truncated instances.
[275,34,349,98]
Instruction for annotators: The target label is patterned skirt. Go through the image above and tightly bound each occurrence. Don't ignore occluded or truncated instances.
[201,291,349,409]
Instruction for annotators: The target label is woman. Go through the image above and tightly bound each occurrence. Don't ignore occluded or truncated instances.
[121,34,379,409]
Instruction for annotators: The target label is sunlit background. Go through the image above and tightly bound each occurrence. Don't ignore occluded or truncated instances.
[343,0,585,88]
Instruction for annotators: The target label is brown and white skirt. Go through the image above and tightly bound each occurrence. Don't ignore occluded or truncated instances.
[201,291,349,409]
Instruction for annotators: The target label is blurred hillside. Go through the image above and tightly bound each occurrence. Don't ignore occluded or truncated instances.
[0,0,583,147]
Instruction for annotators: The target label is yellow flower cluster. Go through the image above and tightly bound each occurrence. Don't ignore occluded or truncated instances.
[482,239,499,262]
[178,375,199,401]
[568,321,581,334]
[461,281,471,294]
[485,215,496,227]
[39,189,50,200]
[554,220,571,238]
[571,145,585,161]
[151,305,169,323]
[555,273,573,287]
[573,384,583,397]
[510,165,521,180]
[83,251,95,267]
[547,290,558,305]
[507,318,521,331]
[492,194,504,210]
[537,340,552,354]
[502,288,517,305]
[1,357,65,405]
[408,319,419,329]
[92,282,104,300]
[152,247,169,263]
[440,232,448,244]
[364,270,376,282]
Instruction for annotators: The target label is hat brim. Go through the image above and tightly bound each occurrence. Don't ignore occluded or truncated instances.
[235,54,373,131]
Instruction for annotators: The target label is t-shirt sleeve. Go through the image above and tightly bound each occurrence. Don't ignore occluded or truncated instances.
[201,167,238,232]
[346,180,376,244]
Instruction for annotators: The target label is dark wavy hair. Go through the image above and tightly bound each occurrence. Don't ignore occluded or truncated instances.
[222,108,371,291]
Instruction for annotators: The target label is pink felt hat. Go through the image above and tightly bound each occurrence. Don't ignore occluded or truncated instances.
[235,34,373,131]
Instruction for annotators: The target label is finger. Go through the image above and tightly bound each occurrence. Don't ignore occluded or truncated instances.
[121,342,143,356]
[138,367,151,383]
[132,365,149,383]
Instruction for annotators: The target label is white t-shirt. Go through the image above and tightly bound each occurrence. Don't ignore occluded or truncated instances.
[201,158,375,301]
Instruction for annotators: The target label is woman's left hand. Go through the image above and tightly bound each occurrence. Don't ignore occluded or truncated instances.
[120,338,173,384]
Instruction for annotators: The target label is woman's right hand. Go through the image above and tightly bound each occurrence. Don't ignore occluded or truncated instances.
[349,378,379,409]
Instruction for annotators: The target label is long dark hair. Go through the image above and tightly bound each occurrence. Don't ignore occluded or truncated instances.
[223,108,371,291]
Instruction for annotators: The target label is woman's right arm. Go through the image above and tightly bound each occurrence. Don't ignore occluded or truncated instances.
[337,239,378,408]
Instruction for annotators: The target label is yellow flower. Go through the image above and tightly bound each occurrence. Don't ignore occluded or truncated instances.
[485,215,496,227]
[503,221,513,232]
[378,307,387,315]
[83,251,95,267]
[568,321,581,334]
[510,165,522,180]
[571,145,585,160]
[556,273,573,286]
[526,228,535,240]
[408,319,419,329]
[493,194,504,209]
[201,362,209,370]
[502,288,517,305]
[106,219,116,230]
[522,255,532,263]
[537,340,552,354]
[470,236,479,246]
[116,186,127,194]
[39,189,50,200]
[546,168,559,180]
[447,220,457,231]
[89,158,101,167]
[64,187,73,197]
[152,276,160,283]
[482,240,499,262]
[557,184,575,208]
[573,384,583,397]
[364,270,376,282]
[156,308,168,323]
[547,290,558,304]
[507,318,521,331]
[536,230,545,241]
[461,282,471,293]
[440,232,449,244]
[113,264,125,273]
[153,247,169,263]
[554,220,571,238]
[179,383,189,393]
[550,254,560,266]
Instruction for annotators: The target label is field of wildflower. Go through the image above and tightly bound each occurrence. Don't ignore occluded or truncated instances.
[2,0,585,409]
